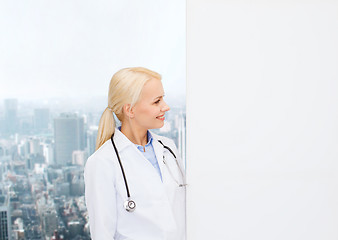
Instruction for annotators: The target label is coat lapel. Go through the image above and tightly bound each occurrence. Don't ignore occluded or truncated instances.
[151,132,177,202]
[151,133,168,184]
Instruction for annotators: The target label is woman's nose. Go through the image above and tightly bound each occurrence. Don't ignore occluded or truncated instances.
[162,101,170,112]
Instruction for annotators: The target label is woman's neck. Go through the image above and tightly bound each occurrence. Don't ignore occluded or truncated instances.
[120,123,148,146]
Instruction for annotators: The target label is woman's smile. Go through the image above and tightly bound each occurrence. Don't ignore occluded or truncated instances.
[156,115,165,121]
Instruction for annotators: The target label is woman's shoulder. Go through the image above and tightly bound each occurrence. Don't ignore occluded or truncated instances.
[84,139,116,172]
[90,138,113,157]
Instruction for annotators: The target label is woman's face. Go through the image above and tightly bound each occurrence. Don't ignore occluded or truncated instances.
[130,78,170,130]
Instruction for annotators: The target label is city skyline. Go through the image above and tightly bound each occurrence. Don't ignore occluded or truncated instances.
[0,97,186,239]
[1,0,186,237]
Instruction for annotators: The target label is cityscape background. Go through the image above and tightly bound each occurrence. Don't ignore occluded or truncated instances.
[0,96,186,239]
[1,0,186,238]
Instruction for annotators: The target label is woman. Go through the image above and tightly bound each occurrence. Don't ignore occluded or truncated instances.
[84,67,186,240]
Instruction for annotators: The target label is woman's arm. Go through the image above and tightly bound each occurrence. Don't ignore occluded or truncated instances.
[84,156,117,240]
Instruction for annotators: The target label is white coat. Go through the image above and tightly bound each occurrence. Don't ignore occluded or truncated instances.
[84,127,186,240]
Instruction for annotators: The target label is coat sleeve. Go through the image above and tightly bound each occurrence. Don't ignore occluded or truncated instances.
[84,155,117,240]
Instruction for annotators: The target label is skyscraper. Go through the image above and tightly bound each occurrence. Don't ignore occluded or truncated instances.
[34,108,50,132]
[3,99,18,136]
[0,193,11,240]
[54,113,84,166]
[86,126,98,156]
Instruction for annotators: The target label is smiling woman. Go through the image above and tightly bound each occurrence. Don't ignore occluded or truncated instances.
[84,67,186,240]
[95,67,170,150]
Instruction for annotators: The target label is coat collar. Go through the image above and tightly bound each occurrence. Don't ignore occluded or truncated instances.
[112,127,134,152]
[112,127,162,152]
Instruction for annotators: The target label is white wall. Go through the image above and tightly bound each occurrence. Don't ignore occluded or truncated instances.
[186,1,338,239]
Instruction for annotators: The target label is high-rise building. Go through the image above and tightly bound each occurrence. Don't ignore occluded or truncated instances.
[54,113,84,166]
[86,126,98,156]
[0,193,12,240]
[36,195,58,238]
[42,142,54,165]
[72,151,87,166]
[42,209,58,237]
[70,175,85,196]
[34,108,50,132]
[3,99,18,136]
[29,138,43,156]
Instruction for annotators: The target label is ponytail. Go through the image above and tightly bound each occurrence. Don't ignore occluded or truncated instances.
[95,107,116,151]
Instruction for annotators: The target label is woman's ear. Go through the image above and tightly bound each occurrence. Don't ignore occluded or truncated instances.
[123,103,135,119]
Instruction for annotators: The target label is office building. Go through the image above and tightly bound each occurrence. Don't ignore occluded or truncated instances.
[0,193,12,240]
[34,108,50,132]
[3,99,18,136]
[54,113,84,166]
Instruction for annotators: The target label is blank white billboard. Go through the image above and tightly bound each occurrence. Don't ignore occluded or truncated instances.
[186,1,338,239]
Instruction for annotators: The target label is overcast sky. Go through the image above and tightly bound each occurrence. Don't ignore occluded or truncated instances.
[0,0,186,101]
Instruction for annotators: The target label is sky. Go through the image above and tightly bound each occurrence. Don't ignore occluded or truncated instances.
[0,0,186,101]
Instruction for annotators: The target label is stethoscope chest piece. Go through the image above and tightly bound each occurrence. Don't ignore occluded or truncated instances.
[124,199,136,212]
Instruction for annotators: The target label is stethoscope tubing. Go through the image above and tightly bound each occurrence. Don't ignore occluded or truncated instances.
[111,134,131,198]
[158,139,176,158]
[157,140,187,187]
[111,132,186,212]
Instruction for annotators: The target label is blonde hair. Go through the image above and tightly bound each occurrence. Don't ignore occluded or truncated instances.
[95,67,162,150]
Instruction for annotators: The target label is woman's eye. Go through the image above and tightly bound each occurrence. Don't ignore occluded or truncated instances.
[154,99,160,104]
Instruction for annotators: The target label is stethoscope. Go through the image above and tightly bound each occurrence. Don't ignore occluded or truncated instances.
[110,133,187,212]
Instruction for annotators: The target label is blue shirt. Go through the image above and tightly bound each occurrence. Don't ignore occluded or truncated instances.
[118,126,163,182]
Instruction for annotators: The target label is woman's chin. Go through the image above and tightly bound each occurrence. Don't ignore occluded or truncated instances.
[154,121,164,129]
